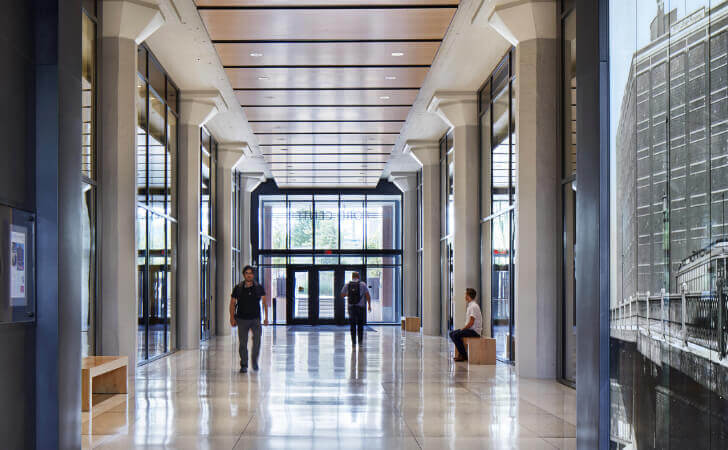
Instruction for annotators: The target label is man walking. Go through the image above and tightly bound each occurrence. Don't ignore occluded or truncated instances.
[340,272,371,346]
[449,288,483,362]
[230,265,266,373]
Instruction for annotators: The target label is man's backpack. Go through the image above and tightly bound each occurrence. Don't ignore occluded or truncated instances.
[347,281,361,305]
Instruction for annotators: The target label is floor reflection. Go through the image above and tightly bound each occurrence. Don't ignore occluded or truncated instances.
[83,326,576,449]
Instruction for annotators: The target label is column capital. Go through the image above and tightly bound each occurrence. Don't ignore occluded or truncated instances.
[179,90,227,126]
[404,140,439,167]
[388,172,417,192]
[218,143,249,170]
[102,0,166,44]
[243,173,266,192]
[427,91,477,129]
[472,0,557,46]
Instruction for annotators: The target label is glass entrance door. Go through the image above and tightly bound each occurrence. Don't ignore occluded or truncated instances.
[287,266,364,325]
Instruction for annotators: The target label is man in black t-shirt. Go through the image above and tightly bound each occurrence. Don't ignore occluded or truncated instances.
[230,265,266,373]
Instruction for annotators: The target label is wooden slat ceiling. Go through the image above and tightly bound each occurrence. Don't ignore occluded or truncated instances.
[197,0,458,187]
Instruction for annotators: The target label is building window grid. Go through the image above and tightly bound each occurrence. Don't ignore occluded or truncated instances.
[136,44,179,364]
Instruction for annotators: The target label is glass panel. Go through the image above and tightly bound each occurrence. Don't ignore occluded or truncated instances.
[289,255,313,265]
[166,220,176,352]
[167,112,176,218]
[446,150,454,236]
[314,197,339,249]
[137,46,147,78]
[201,145,211,235]
[289,201,313,249]
[81,12,95,180]
[149,92,166,216]
[260,196,287,249]
[492,89,510,209]
[562,183,576,382]
[148,58,166,101]
[366,255,401,265]
[563,10,577,179]
[340,255,364,265]
[318,271,335,320]
[367,266,399,323]
[81,184,96,358]
[200,237,212,341]
[481,107,491,217]
[366,196,400,249]
[293,271,309,320]
[148,213,166,359]
[340,200,365,249]
[167,79,178,114]
[259,255,286,265]
[491,213,510,360]
[610,1,728,448]
[315,255,339,265]
[136,207,148,362]
[510,80,517,203]
[261,267,287,324]
[136,76,148,204]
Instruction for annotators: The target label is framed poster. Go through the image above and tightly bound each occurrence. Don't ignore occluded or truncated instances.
[10,226,27,306]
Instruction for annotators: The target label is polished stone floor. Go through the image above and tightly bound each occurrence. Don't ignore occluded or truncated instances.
[83,326,576,449]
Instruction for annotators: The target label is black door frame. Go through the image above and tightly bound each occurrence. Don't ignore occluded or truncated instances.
[286,265,365,325]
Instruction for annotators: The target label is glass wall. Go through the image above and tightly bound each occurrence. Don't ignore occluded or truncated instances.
[257,191,403,324]
[610,1,728,447]
[81,0,98,358]
[417,169,423,318]
[561,0,577,385]
[479,49,516,362]
[200,128,217,341]
[232,170,242,286]
[136,45,178,363]
[440,132,454,332]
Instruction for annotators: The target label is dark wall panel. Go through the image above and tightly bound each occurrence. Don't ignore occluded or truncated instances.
[0,324,35,449]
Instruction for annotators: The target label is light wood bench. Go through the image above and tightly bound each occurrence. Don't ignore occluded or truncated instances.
[454,337,496,365]
[82,356,128,420]
[401,318,406,330]
[404,317,420,332]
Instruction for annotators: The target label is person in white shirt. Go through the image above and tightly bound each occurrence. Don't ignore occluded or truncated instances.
[449,288,483,362]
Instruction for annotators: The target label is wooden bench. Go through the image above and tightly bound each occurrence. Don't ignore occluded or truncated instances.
[401,318,406,330]
[404,317,420,332]
[454,337,496,365]
[82,356,128,420]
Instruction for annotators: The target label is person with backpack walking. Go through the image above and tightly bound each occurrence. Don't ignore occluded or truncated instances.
[229,265,267,373]
[340,272,371,346]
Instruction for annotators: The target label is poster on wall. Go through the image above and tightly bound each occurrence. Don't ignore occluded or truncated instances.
[10,228,26,306]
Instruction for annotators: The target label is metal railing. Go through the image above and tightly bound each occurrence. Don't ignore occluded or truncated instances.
[611,283,728,358]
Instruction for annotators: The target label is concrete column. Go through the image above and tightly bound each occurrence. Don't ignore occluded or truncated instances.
[428,93,480,332]
[177,91,225,350]
[390,172,418,319]
[99,0,164,369]
[480,0,560,378]
[242,173,265,267]
[215,144,247,337]
[406,141,441,336]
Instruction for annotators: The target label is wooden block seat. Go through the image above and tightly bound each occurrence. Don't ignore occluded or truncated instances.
[82,356,128,421]
[401,318,406,330]
[404,317,420,332]
[454,337,496,365]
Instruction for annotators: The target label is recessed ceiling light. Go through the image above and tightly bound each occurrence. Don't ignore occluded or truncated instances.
[391,52,404,57]
[385,76,397,80]
[379,96,391,100]
[276,137,286,141]
[265,96,275,100]
[257,76,269,80]
[250,52,263,57]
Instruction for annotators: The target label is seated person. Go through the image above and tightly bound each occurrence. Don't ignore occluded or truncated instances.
[449,288,483,361]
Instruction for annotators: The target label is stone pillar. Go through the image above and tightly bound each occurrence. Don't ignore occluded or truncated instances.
[177,91,225,350]
[241,173,264,267]
[428,93,480,331]
[479,0,560,378]
[406,141,441,336]
[215,144,247,337]
[99,0,164,369]
[390,172,418,319]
